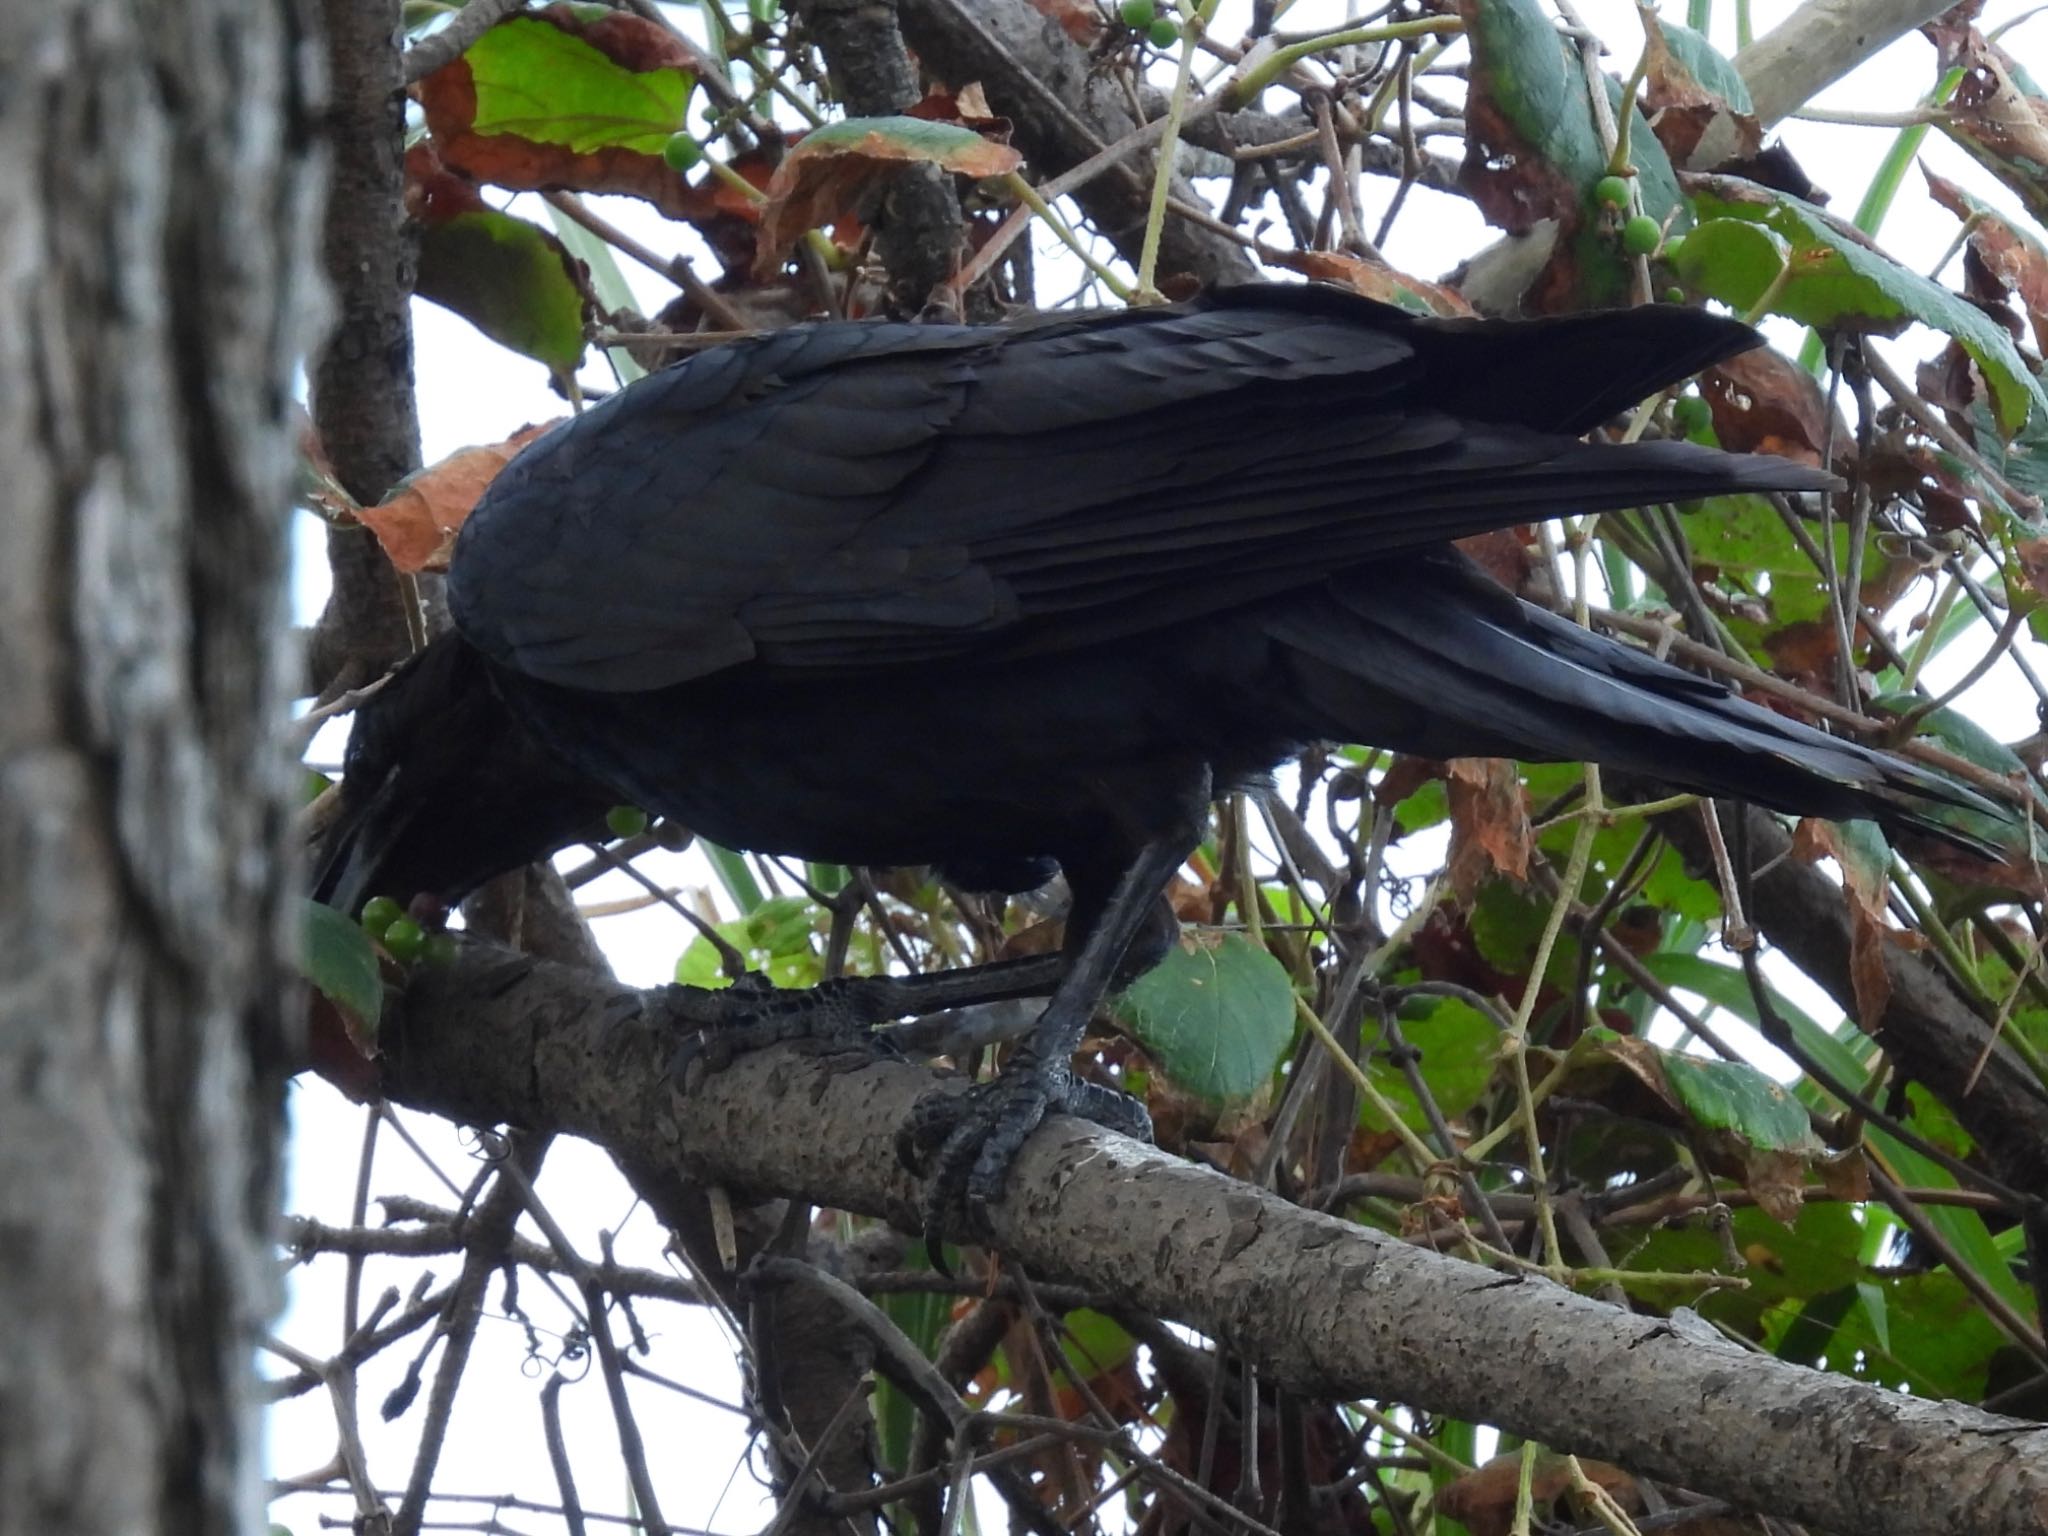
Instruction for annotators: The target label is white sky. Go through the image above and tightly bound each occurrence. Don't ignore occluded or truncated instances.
[273,2,2048,1531]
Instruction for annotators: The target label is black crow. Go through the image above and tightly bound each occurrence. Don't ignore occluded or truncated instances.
[315,283,1987,1226]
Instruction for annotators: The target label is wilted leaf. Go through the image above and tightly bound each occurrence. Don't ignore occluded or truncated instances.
[1925,8,2048,227]
[1677,175,2048,435]
[1258,246,1475,316]
[1543,1025,1829,1218]
[1456,0,1687,309]
[753,115,1020,278]
[407,144,591,376]
[416,6,713,223]
[1445,756,1534,898]
[1025,0,1104,44]
[1926,168,2048,354]
[1700,345,1844,466]
[1795,817,1894,1029]
[1113,931,1294,1108]
[1640,14,1761,165]
[356,423,561,573]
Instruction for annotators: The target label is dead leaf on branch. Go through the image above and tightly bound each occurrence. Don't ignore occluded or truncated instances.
[355,423,561,574]
[752,115,1021,279]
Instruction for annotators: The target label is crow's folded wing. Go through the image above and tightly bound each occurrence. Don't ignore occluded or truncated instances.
[449,286,1833,692]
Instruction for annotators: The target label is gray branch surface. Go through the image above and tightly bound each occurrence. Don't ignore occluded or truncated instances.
[383,948,2048,1536]
[1737,0,1955,127]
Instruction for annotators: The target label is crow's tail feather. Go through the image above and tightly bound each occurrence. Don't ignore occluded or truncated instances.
[1270,553,2001,854]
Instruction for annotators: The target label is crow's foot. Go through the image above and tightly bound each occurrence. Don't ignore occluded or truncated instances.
[897,1063,1152,1254]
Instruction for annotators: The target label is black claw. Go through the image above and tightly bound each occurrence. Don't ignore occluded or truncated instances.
[900,1062,1152,1255]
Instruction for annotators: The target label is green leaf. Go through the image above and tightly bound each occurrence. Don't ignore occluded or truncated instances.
[1113,931,1294,1106]
[1635,950,1860,1088]
[416,209,589,375]
[1457,0,1687,305]
[673,895,824,990]
[1678,177,2048,435]
[1359,996,1501,1133]
[1624,1201,1864,1337]
[465,15,696,155]
[1825,1272,2007,1398]
[300,898,383,1036]
[1651,21,1753,114]
[1660,1050,1813,1150]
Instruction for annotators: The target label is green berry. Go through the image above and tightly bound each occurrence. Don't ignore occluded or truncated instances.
[381,916,428,966]
[607,804,650,839]
[1620,214,1662,256]
[661,133,704,172]
[421,932,460,968]
[1659,233,1685,265]
[1664,286,1687,304]
[359,895,405,939]
[1119,0,1157,26]
[1672,395,1713,435]
[1148,16,1181,45]
[1594,174,1632,209]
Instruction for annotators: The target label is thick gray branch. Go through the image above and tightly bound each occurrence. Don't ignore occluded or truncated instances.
[380,949,2048,1536]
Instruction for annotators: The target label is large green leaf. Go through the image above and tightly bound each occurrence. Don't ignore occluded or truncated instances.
[1457,0,1687,306]
[1676,177,2048,435]
[465,14,696,155]
[300,898,382,1037]
[1113,931,1295,1107]
[1359,995,1501,1133]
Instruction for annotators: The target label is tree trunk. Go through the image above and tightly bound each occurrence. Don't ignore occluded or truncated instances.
[0,3,318,1533]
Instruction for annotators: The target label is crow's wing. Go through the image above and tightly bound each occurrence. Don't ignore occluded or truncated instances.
[450,285,1832,692]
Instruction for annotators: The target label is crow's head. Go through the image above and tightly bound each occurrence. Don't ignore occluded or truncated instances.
[312,633,616,917]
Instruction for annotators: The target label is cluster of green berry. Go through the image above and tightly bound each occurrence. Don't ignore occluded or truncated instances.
[1119,0,1182,48]
[1592,174,1676,261]
[358,896,458,968]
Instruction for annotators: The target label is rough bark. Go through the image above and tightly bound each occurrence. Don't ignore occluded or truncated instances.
[0,2,317,1533]
[306,0,424,697]
[379,947,2048,1536]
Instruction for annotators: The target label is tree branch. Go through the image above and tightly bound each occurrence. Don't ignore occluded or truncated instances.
[791,0,964,315]
[375,946,2048,1536]
[897,0,1257,291]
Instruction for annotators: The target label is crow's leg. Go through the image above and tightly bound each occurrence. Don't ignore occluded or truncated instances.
[666,954,1066,1085]
[898,824,1199,1239]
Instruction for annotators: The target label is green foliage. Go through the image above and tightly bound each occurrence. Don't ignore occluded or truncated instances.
[301,897,382,1036]
[465,16,697,155]
[1113,931,1295,1106]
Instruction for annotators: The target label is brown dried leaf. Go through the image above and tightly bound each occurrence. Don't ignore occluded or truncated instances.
[1700,346,1844,467]
[1802,818,1894,1030]
[1639,14,1762,164]
[1258,247,1476,316]
[753,116,1020,279]
[1445,757,1533,899]
[1925,8,2048,227]
[356,423,560,574]
[1926,167,2048,353]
